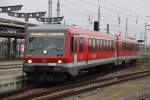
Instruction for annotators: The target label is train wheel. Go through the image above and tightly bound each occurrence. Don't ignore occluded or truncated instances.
[129,59,137,65]
[53,72,69,82]
[106,64,114,71]
[38,73,47,83]
[26,73,38,83]
[46,73,55,82]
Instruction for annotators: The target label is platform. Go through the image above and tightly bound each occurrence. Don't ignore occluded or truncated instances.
[0,60,23,69]
[0,60,24,93]
[0,74,24,93]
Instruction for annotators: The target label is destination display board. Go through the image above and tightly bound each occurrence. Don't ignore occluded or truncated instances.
[0,26,25,38]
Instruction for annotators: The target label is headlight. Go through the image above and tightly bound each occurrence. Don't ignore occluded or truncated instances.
[28,59,32,64]
[43,50,47,54]
[58,60,62,64]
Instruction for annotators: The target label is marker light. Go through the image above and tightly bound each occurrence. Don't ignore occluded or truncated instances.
[58,60,62,64]
[28,59,32,64]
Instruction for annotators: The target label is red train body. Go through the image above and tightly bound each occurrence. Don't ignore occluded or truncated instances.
[23,24,138,81]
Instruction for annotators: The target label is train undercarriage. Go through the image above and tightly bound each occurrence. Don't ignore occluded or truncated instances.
[23,66,70,82]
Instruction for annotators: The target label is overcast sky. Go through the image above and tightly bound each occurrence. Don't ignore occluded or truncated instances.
[1,0,150,44]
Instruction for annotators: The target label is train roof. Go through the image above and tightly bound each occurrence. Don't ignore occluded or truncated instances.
[30,24,69,32]
[117,35,137,44]
[69,28,116,40]
[30,24,116,40]
[30,24,137,43]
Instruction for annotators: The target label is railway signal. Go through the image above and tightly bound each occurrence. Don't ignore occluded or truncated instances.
[94,21,99,31]
[106,24,110,34]
[138,40,144,43]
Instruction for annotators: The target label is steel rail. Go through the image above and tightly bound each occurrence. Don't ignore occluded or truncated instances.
[0,60,149,100]
[6,70,150,100]
[36,70,150,100]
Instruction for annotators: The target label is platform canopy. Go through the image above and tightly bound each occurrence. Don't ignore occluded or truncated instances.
[0,18,36,38]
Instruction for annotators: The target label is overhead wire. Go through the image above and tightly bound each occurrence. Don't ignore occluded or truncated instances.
[79,0,146,20]
[62,0,145,25]
[53,0,146,36]
[53,1,112,24]
[101,1,146,16]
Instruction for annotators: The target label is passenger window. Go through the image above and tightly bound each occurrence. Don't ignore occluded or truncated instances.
[108,40,110,50]
[96,39,99,51]
[105,40,107,50]
[93,39,96,52]
[79,37,84,52]
[74,38,77,53]
[99,39,101,51]
[70,36,77,54]
[108,41,110,50]
[122,42,124,50]
[127,43,129,50]
[70,36,74,53]
[109,41,111,50]
[88,38,92,52]
[125,42,127,50]
[107,40,109,50]
[106,40,108,50]
[111,41,114,50]
[103,40,106,50]
[101,40,103,51]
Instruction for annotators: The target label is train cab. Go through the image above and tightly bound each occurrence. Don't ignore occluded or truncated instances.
[23,24,72,81]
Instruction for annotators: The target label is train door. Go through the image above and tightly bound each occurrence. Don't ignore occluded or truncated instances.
[114,40,118,66]
[78,37,87,63]
[73,35,78,67]
[116,36,121,65]
[113,39,117,57]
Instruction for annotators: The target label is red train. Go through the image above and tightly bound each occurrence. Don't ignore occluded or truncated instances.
[23,24,138,82]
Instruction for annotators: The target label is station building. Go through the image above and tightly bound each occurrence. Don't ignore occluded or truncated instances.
[0,18,36,60]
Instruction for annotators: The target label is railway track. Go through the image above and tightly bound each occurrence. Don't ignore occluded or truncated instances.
[0,78,38,98]
[1,69,150,100]
[0,60,149,100]
[0,64,114,99]
[33,70,150,100]
[0,69,108,100]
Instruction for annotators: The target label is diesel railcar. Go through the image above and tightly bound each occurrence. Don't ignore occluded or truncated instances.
[23,24,138,82]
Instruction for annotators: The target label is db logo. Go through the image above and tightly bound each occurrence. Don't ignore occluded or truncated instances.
[92,54,96,58]
[42,59,47,63]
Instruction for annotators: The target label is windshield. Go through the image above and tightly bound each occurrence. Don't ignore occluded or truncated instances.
[27,32,65,56]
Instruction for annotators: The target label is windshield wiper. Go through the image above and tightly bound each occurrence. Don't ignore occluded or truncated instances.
[55,47,62,51]
[29,45,62,52]
[29,47,43,51]
[44,45,62,51]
